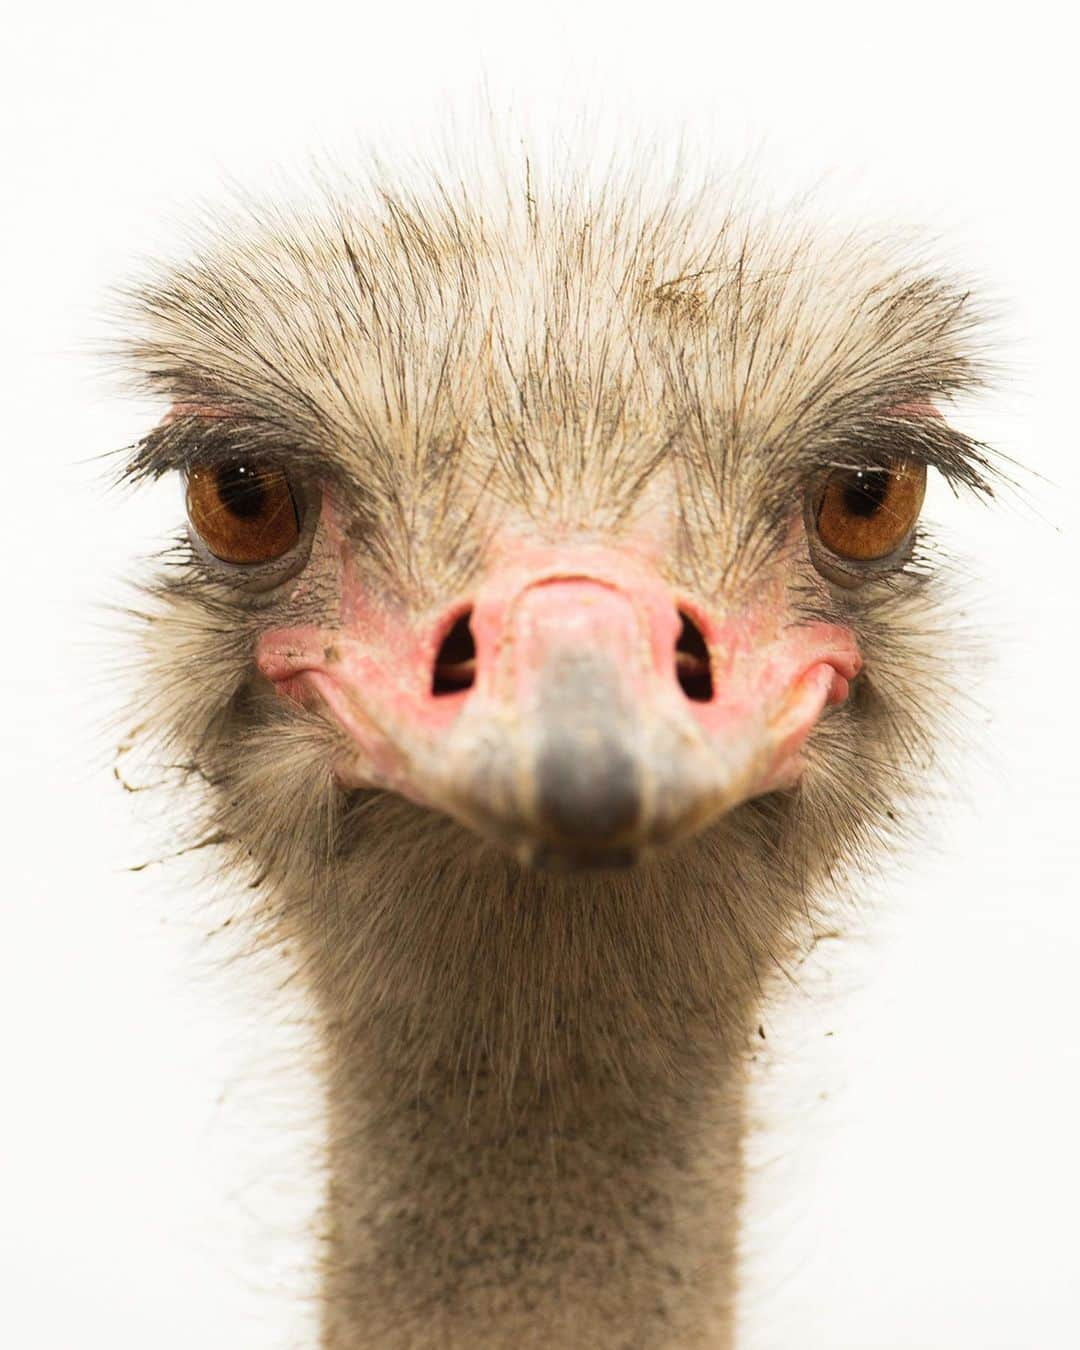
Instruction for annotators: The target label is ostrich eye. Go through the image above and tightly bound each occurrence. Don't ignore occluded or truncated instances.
[813,457,927,565]
[186,461,300,564]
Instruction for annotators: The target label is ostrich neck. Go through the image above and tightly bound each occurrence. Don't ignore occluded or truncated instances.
[305,847,758,1350]
[319,1017,746,1350]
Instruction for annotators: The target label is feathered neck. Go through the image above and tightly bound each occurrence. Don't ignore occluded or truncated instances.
[285,807,778,1349]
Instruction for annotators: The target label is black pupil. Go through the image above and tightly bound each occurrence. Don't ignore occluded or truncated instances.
[841,469,890,518]
[216,462,268,519]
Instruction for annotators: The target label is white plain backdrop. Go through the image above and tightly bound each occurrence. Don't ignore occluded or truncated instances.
[2,3,1077,1347]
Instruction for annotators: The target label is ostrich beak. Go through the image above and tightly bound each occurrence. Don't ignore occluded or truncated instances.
[257,549,860,867]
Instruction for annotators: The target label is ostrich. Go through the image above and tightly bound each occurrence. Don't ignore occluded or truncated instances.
[117,157,997,1349]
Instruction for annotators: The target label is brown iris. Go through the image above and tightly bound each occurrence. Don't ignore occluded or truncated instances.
[186,461,300,564]
[815,458,927,562]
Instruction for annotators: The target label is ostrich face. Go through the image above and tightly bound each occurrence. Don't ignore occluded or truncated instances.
[124,176,994,891]
[191,450,868,870]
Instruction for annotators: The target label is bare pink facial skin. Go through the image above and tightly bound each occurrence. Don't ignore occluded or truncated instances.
[255,496,861,865]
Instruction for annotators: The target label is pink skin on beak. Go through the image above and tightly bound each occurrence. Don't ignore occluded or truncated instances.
[257,530,861,866]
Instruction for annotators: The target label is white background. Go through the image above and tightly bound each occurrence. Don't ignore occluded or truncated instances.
[2,3,1076,1346]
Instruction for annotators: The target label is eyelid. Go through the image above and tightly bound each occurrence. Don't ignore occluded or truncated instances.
[804,459,927,586]
[182,469,321,594]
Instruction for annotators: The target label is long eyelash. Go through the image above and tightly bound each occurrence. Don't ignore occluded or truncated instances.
[738,413,997,563]
[127,414,292,479]
[806,414,997,495]
[124,411,373,519]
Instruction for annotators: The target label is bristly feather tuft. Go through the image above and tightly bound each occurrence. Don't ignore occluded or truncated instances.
[114,155,996,600]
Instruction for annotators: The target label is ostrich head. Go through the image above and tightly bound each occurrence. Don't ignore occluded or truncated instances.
[120,165,995,1099]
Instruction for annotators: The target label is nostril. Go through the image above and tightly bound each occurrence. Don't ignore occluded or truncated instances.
[432,609,477,696]
[675,611,714,702]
